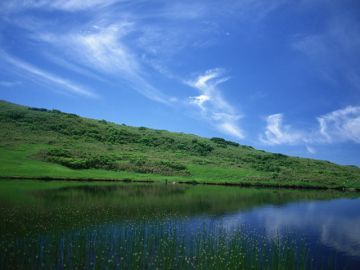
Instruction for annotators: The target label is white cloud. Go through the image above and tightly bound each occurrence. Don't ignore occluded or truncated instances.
[1,52,97,98]
[260,114,303,145]
[306,145,316,154]
[317,106,360,143]
[187,69,244,139]
[189,95,210,111]
[218,122,244,139]
[260,106,360,147]
[70,23,137,74]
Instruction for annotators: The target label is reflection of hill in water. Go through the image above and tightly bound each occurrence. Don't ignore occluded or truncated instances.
[0,181,357,238]
[1,194,360,269]
[34,183,188,199]
[0,181,359,269]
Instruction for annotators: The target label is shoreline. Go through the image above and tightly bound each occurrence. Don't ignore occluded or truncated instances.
[0,175,358,192]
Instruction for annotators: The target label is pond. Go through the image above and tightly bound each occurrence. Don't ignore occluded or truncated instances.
[0,180,359,269]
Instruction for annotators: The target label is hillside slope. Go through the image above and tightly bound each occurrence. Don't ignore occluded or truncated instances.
[0,100,359,189]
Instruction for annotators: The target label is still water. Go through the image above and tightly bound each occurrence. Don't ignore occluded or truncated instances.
[0,180,359,269]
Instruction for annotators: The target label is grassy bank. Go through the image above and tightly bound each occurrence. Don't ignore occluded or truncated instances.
[0,100,359,189]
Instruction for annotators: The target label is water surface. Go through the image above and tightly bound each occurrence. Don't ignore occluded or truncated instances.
[0,180,359,269]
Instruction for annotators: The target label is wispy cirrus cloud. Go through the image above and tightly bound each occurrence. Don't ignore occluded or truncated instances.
[34,22,135,74]
[0,52,97,98]
[69,23,137,74]
[260,106,360,148]
[34,22,175,104]
[187,69,244,139]
[259,114,304,145]
[43,53,107,82]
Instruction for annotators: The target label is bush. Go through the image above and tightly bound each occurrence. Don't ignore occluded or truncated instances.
[273,153,288,158]
[159,161,187,171]
[210,137,239,147]
[28,107,48,112]
[43,149,117,170]
[191,140,214,155]
[106,127,140,144]
[47,148,72,158]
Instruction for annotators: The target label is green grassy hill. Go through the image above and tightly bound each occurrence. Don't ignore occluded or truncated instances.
[0,100,359,189]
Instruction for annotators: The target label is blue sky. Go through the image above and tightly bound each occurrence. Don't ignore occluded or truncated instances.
[0,0,359,165]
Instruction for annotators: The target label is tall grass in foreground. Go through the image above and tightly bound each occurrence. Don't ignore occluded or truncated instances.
[0,220,313,270]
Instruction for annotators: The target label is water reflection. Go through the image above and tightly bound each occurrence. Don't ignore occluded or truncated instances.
[207,198,360,268]
[0,181,359,269]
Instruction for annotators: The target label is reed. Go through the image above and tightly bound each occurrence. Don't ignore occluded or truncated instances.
[0,220,314,270]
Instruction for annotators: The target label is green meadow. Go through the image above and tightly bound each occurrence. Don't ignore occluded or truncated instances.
[0,100,359,189]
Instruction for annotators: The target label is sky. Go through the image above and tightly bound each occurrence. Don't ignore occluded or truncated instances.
[0,0,359,166]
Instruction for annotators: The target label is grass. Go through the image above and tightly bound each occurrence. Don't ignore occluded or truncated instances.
[0,145,161,180]
[0,100,359,189]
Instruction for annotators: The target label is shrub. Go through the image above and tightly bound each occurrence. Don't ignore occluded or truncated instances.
[192,140,214,155]
[159,161,187,171]
[210,137,239,147]
[47,148,72,158]
[273,153,288,158]
[106,127,140,144]
[28,107,48,112]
